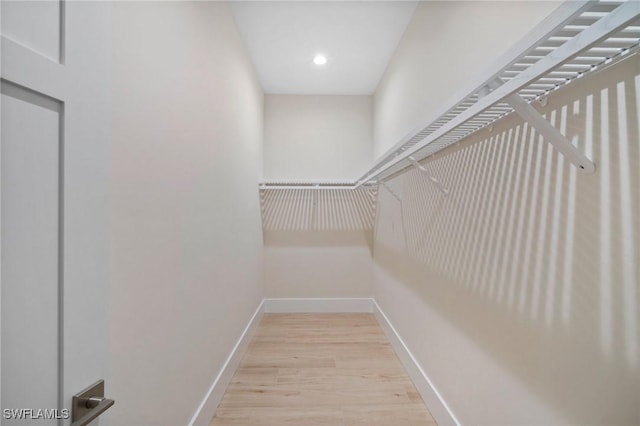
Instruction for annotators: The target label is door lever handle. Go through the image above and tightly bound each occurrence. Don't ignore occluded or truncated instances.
[71,380,115,426]
[84,396,106,409]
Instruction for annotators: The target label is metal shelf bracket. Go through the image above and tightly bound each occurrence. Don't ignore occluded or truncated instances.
[407,156,449,195]
[505,93,595,173]
[480,79,595,173]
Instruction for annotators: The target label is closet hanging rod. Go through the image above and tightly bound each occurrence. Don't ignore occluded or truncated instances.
[259,1,639,191]
[354,0,597,187]
[352,0,640,187]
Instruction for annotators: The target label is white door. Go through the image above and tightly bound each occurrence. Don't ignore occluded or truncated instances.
[1,1,111,424]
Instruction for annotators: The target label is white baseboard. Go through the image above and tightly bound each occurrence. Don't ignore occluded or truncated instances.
[263,297,374,313]
[373,299,459,426]
[188,300,265,426]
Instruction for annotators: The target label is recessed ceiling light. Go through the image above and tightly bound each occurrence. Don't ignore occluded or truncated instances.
[313,54,327,66]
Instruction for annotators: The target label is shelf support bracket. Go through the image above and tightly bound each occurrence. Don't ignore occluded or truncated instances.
[479,79,595,173]
[408,156,449,195]
[505,93,595,173]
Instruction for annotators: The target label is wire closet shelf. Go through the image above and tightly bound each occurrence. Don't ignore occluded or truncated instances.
[259,0,640,192]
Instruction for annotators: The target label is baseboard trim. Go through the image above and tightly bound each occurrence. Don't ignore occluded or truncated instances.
[189,297,457,425]
[263,297,374,313]
[188,300,265,426]
[373,299,460,426]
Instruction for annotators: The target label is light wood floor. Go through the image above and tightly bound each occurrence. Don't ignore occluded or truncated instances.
[211,313,437,426]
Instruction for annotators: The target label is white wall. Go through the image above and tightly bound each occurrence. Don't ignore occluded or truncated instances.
[262,95,374,298]
[373,1,561,158]
[373,55,640,424]
[263,95,372,180]
[264,231,372,298]
[110,2,264,425]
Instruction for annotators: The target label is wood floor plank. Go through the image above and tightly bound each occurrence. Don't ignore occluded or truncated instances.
[211,313,437,426]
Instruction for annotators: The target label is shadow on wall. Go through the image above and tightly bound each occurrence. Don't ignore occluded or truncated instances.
[260,187,377,232]
[264,230,373,249]
[374,56,639,423]
[261,188,377,298]
[261,187,378,252]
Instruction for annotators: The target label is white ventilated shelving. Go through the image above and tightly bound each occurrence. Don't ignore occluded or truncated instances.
[259,0,640,229]
[259,179,364,190]
[355,0,640,185]
[259,184,377,231]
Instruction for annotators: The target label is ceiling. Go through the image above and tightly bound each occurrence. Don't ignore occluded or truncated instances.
[230,1,418,95]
